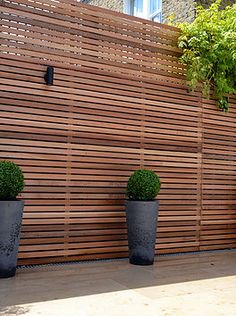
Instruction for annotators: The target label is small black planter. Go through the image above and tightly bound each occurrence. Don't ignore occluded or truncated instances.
[0,201,24,278]
[126,200,159,265]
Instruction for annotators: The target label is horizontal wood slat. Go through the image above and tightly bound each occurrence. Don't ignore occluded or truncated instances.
[201,97,236,251]
[0,0,235,265]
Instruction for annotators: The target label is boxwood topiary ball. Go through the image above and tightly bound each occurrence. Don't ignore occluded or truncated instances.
[0,160,25,200]
[127,169,161,201]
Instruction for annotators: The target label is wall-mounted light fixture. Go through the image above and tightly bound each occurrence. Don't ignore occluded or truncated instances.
[44,66,54,85]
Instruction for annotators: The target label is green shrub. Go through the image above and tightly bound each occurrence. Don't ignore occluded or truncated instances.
[177,0,236,111]
[0,161,25,200]
[127,169,161,201]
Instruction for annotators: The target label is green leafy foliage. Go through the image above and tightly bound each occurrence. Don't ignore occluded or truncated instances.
[0,161,25,200]
[177,0,236,111]
[127,169,161,201]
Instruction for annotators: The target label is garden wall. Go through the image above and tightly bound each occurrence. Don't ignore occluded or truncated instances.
[0,0,235,265]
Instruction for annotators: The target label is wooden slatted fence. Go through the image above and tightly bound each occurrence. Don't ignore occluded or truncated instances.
[0,0,235,265]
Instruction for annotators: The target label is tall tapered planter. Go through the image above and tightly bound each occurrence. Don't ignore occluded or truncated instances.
[0,201,24,278]
[126,200,159,265]
[125,169,161,266]
[0,160,25,278]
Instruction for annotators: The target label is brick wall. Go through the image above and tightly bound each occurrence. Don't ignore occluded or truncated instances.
[82,0,235,24]
[162,0,195,23]
[82,0,123,12]
[163,0,235,24]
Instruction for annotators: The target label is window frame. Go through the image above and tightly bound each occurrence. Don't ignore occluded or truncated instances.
[124,0,162,22]
[149,0,162,22]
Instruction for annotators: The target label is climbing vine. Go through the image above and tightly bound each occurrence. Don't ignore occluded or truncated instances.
[177,0,236,111]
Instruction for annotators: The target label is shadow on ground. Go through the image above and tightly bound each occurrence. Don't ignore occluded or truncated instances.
[0,250,235,310]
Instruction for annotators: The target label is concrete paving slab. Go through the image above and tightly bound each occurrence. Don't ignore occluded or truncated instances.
[0,250,235,316]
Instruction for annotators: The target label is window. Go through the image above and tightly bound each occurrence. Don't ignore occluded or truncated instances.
[133,0,143,18]
[149,0,162,22]
[124,0,162,22]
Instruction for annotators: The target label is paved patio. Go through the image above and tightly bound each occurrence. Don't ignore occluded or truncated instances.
[0,250,235,316]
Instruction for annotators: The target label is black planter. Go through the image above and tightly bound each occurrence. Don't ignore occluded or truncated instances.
[126,200,159,265]
[0,200,24,278]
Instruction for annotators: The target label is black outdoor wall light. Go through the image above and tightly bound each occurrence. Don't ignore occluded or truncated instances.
[44,66,54,85]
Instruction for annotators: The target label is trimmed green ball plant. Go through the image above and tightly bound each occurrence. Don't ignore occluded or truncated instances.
[0,160,24,200]
[127,169,161,201]
[126,169,161,265]
[0,161,25,278]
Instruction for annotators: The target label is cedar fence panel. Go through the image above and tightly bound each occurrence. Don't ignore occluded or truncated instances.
[0,0,235,265]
